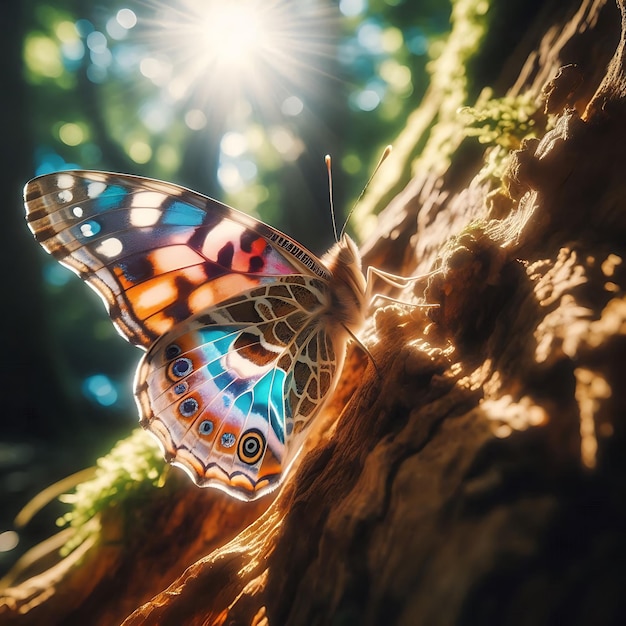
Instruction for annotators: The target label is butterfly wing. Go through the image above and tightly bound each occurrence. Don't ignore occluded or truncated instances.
[25,170,354,500]
[135,275,349,500]
[25,170,331,348]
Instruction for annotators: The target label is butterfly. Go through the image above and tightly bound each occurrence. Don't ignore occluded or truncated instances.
[24,170,420,501]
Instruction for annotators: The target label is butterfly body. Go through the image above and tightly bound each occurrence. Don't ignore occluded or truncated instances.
[25,171,368,500]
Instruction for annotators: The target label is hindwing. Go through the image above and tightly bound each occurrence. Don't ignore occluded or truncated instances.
[135,276,345,499]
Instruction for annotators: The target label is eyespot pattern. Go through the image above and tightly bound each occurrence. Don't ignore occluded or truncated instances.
[174,382,188,395]
[237,429,266,465]
[179,397,199,417]
[221,433,236,448]
[171,357,193,378]
[165,343,182,359]
[199,420,214,435]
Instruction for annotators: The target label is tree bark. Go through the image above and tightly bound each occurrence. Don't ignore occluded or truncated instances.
[3,0,626,624]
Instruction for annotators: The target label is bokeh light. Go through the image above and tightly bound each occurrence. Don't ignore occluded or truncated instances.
[24,34,63,78]
[184,109,207,130]
[339,0,367,18]
[82,374,120,407]
[128,141,152,163]
[58,122,86,146]
[117,8,138,29]
[23,0,448,208]
[0,531,19,553]
[281,96,304,116]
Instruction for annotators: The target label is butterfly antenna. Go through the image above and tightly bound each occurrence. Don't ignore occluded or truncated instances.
[325,154,339,243]
[339,145,393,239]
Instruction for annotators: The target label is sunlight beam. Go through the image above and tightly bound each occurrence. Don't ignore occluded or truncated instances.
[139,0,338,118]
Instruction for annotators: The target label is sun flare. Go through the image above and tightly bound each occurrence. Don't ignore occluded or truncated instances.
[140,0,338,117]
[197,4,268,70]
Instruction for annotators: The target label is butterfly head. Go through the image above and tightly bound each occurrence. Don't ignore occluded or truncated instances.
[321,234,367,335]
[336,232,361,264]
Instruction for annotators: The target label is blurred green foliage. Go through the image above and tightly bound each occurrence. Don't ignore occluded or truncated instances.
[23,1,450,218]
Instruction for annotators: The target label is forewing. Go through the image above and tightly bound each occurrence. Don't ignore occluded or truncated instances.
[24,170,330,348]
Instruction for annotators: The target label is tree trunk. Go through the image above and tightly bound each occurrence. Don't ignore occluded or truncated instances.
[3,0,626,624]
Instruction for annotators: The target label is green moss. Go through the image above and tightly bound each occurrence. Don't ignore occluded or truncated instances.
[460,90,542,150]
[57,429,166,556]
[459,90,548,181]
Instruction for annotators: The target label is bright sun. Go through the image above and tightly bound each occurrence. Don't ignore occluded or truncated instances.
[198,4,268,69]
[142,0,337,117]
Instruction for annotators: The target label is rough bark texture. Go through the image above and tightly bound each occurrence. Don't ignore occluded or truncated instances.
[3,0,626,624]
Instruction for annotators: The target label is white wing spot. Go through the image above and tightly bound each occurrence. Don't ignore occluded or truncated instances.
[87,182,107,198]
[202,220,246,261]
[131,191,167,209]
[72,206,84,218]
[80,223,96,237]
[58,189,73,203]
[227,348,278,378]
[57,174,74,189]
[130,206,161,227]
[96,237,124,257]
